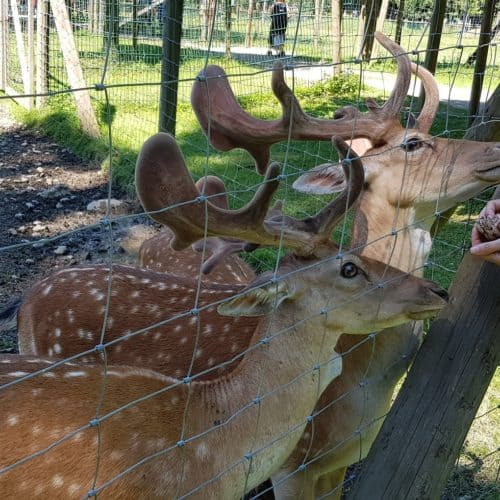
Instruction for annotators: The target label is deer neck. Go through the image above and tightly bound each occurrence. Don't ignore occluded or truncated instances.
[183,304,343,495]
[352,192,433,276]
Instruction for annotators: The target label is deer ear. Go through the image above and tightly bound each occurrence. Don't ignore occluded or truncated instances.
[293,163,346,194]
[218,279,291,317]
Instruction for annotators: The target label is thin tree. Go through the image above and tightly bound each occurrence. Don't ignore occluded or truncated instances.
[394,0,405,44]
[245,0,256,47]
[359,0,383,61]
[314,0,322,48]
[225,0,232,56]
[373,0,391,57]
[103,0,119,51]
[332,0,342,74]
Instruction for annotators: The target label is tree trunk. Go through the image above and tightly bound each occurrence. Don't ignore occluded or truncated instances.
[132,0,137,49]
[468,0,496,125]
[373,0,390,57]
[314,0,321,48]
[225,0,232,56]
[103,0,119,51]
[245,0,256,47]
[394,0,405,45]
[360,0,382,61]
[331,0,342,75]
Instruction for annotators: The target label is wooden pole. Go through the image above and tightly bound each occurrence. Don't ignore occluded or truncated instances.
[158,0,183,135]
[418,0,447,107]
[331,0,342,75]
[468,0,496,126]
[360,0,382,61]
[26,0,34,108]
[347,189,500,499]
[0,0,8,91]
[50,0,100,138]
[36,0,50,108]
[10,0,30,95]
[225,0,232,57]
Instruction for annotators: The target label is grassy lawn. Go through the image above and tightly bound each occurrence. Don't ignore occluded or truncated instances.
[5,14,499,497]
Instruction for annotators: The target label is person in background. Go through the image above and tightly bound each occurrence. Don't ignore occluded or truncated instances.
[470,199,500,265]
[267,0,288,57]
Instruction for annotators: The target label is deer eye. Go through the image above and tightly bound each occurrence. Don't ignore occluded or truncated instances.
[401,137,423,152]
[341,262,358,279]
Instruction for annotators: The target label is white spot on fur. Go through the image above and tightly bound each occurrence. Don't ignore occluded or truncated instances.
[7,371,28,377]
[55,328,61,337]
[42,285,53,296]
[64,371,86,378]
[68,483,81,495]
[52,474,64,487]
[7,415,18,426]
[53,343,62,354]
[196,443,209,460]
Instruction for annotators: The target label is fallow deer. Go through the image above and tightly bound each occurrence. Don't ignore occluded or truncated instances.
[0,135,448,498]
[190,32,500,498]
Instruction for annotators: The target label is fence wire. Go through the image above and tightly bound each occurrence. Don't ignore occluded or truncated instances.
[0,0,499,498]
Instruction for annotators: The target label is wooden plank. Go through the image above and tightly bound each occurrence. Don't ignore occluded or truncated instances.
[0,0,7,90]
[26,0,34,108]
[50,0,100,138]
[10,0,30,96]
[468,0,496,126]
[158,0,183,135]
[36,0,50,108]
[347,187,500,499]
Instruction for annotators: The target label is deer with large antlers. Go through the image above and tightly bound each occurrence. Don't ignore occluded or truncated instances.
[190,32,500,498]
[0,135,449,497]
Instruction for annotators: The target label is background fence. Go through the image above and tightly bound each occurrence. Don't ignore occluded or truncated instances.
[0,0,499,498]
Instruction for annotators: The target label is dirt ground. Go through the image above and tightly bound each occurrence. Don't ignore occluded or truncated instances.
[0,108,148,352]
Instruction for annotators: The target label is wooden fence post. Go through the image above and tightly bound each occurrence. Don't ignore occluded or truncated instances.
[50,0,100,138]
[158,0,183,136]
[0,0,7,91]
[418,0,447,108]
[26,0,34,108]
[468,0,496,126]
[36,0,50,108]
[347,187,500,499]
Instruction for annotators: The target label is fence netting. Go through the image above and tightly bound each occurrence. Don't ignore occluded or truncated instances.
[0,0,499,498]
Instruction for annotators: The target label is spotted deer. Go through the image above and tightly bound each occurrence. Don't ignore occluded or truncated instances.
[0,135,449,498]
[190,32,500,498]
[135,175,256,284]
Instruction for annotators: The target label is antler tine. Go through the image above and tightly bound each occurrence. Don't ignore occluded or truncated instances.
[195,176,229,209]
[313,137,365,238]
[191,63,379,173]
[192,175,259,274]
[374,32,412,118]
[191,65,281,174]
[136,132,284,250]
[330,32,412,143]
[263,137,364,256]
[411,62,440,133]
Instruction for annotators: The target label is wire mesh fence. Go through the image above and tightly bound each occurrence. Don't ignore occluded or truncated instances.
[0,0,499,498]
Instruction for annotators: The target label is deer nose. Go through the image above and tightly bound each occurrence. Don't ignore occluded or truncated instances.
[429,285,449,302]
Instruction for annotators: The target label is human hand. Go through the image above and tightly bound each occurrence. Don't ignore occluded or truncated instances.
[470,199,500,265]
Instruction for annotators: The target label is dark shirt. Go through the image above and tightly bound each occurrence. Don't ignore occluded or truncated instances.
[271,3,288,30]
